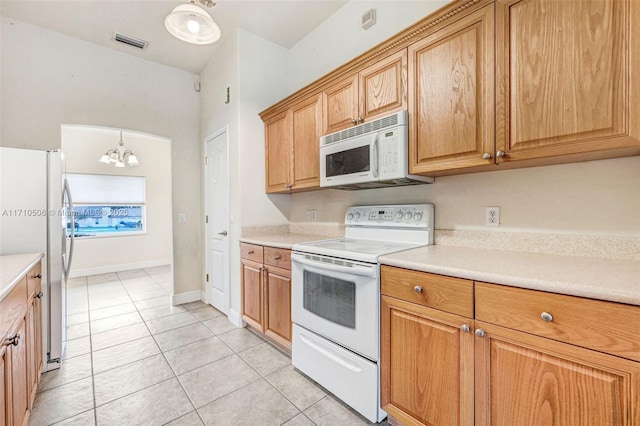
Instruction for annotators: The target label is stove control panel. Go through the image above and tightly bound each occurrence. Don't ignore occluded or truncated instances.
[345,204,434,229]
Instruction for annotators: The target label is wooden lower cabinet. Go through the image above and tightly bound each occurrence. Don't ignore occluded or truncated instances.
[381,296,474,426]
[381,266,640,426]
[1,259,43,426]
[475,321,640,426]
[240,243,292,350]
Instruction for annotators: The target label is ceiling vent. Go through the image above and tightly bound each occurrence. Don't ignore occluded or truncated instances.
[112,33,148,50]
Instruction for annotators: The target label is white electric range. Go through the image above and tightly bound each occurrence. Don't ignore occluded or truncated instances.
[291,204,434,423]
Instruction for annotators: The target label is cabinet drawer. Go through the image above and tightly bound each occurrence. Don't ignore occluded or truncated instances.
[240,243,263,262]
[27,262,41,298]
[0,277,28,339]
[381,266,473,318]
[264,247,291,270]
[475,283,640,362]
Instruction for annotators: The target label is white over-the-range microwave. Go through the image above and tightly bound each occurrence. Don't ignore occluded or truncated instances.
[320,110,434,190]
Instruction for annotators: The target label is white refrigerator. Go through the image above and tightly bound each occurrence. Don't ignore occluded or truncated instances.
[0,147,75,371]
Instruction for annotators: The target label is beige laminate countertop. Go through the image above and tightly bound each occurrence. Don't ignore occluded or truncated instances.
[0,253,44,302]
[239,233,333,250]
[379,245,640,306]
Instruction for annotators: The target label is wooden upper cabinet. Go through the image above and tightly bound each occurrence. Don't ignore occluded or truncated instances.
[324,74,359,134]
[264,111,290,193]
[291,93,323,190]
[496,0,640,163]
[324,50,407,134]
[359,49,407,123]
[265,93,323,194]
[409,4,495,174]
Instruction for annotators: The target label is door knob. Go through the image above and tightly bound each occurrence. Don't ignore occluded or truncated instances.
[217,231,228,236]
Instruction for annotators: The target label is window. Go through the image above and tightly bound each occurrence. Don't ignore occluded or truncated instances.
[66,174,146,238]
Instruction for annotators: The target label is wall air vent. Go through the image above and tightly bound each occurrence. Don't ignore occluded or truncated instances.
[112,33,148,50]
[321,111,405,146]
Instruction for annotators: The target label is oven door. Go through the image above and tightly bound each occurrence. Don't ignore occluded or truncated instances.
[291,252,379,361]
[320,132,378,187]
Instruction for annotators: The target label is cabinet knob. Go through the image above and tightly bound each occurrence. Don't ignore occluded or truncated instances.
[540,312,554,322]
[357,117,364,123]
[460,324,471,333]
[351,118,357,125]
[496,150,505,158]
[36,292,44,299]
[274,255,281,260]
[482,152,492,160]
[475,328,486,337]
[6,334,20,346]
[284,184,292,190]
[413,285,423,293]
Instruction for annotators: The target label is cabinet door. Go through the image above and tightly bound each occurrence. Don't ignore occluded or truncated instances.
[10,318,29,426]
[475,321,640,426]
[323,74,359,134]
[291,93,323,190]
[264,266,292,349]
[1,344,7,426]
[359,49,407,123]
[264,111,291,193]
[381,296,474,426]
[496,0,636,163]
[241,259,264,331]
[408,4,495,174]
[409,4,495,173]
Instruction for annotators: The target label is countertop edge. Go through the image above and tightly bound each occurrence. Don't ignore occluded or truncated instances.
[239,234,332,250]
[0,252,44,302]
[379,255,640,307]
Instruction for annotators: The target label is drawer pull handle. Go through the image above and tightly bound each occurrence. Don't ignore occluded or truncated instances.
[6,334,20,346]
[460,324,470,333]
[248,250,255,255]
[540,312,554,322]
[32,273,42,279]
[475,329,486,337]
[274,255,281,260]
[414,286,423,293]
[36,292,44,299]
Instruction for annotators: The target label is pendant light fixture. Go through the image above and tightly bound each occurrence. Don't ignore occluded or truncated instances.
[164,0,221,45]
[99,131,139,167]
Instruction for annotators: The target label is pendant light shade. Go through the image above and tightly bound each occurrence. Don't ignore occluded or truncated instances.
[164,3,221,45]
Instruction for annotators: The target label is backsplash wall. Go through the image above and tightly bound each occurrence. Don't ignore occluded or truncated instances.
[290,156,640,237]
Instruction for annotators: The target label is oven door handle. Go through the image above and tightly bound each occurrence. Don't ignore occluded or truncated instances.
[292,254,377,278]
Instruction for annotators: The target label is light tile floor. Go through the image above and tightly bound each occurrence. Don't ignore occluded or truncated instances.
[29,267,384,425]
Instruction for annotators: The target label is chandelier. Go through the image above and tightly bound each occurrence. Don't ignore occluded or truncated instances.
[164,0,221,45]
[99,131,139,167]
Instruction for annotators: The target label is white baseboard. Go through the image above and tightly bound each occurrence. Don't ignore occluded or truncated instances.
[69,258,172,278]
[228,308,245,328]
[171,290,202,306]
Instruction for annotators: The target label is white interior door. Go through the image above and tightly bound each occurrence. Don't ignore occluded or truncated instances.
[205,129,230,314]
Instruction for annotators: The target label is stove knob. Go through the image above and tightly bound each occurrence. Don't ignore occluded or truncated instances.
[395,211,403,220]
[354,212,360,220]
[404,212,413,220]
[347,213,353,220]
[414,213,423,221]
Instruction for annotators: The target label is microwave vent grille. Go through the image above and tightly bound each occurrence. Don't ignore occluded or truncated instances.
[322,113,400,145]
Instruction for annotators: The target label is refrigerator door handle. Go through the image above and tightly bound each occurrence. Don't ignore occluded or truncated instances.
[62,178,75,282]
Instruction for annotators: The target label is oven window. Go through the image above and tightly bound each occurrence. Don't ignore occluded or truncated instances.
[303,271,356,328]
[326,145,370,178]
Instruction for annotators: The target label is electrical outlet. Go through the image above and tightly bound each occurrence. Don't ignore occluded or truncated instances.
[306,209,317,222]
[485,207,500,227]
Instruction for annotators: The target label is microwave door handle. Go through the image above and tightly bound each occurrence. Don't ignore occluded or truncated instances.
[372,133,379,178]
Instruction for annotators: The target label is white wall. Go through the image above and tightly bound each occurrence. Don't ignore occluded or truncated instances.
[0,17,201,295]
[62,126,173,275]
[200,28,289,316]
[284,1,640,239]
[287,0,448,92]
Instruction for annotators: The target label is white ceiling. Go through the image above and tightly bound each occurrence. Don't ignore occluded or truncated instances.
[0,0,348,74]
